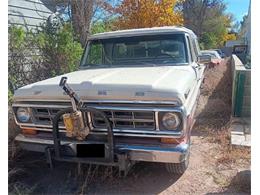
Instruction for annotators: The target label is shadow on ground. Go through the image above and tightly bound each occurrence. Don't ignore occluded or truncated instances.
[9,151,183,194]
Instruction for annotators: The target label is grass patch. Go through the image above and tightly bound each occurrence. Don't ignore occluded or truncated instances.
[205,170,230,187]
[75,164,119,194]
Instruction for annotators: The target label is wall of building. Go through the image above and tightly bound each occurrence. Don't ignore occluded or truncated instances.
[8,0,55,29]
[231,55,251,117]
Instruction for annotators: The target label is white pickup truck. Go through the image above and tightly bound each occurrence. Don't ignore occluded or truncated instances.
[12,26,210,176]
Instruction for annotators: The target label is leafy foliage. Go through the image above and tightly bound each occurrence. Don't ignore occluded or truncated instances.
[35,23,83,77]
[200,32,218,49]
[8,90,13,104]
[8,26,39,88]
[90,20,114,34]
[8,23,83,91]
[222,33,236,42]
[181,0,236,49]
[102,0,183,30]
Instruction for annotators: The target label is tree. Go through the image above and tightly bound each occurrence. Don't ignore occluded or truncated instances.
[181,0,236,48]
[103,0,183,30]
[70,0,94,46]
[182,0,224,38]
[90,20,114,34]
[55,0,113,45]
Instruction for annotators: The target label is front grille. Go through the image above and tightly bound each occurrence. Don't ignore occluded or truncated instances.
[13,101,186,137]
[91,110,155,130]
[32,107,63,125]
[31,106,156,131]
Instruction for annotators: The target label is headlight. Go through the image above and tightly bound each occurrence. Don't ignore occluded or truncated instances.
[16,107,30,123]
[161,112,181,130]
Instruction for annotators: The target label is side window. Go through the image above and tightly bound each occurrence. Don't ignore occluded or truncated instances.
[186,36,196,62]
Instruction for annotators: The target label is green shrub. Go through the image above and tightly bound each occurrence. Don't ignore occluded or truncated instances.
[34,22,83,77]
[8,23,83,90]
[8,90,13,104]
[8,26,37,88]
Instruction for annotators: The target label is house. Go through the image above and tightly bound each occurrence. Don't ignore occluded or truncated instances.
[8,0,56,30]
[225,0,251,58]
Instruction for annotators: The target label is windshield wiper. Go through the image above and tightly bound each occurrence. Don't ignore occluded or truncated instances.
[117,60,158,66]
[80,64,111,69]
[80,61,161,69]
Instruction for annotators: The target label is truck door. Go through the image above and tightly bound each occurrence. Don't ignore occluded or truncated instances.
[186,35,205,82]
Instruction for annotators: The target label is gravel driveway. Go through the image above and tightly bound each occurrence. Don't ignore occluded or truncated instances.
[9,58,250,195]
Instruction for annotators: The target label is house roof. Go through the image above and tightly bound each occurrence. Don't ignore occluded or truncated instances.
[88,26,197,40]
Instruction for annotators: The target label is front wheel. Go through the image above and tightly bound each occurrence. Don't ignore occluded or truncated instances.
[165,150,190,174]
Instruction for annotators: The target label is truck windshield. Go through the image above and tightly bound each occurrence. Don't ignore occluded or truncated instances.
[80,34,188,67]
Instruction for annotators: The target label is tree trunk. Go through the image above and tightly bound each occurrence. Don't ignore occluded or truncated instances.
[71,0,94,47]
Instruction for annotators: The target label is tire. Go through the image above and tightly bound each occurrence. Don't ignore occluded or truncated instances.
[165,149,190,174]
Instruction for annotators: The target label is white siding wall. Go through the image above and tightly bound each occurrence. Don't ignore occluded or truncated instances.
[8,0,55,29]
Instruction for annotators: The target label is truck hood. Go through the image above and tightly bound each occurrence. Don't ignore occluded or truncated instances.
[14,66,196,105]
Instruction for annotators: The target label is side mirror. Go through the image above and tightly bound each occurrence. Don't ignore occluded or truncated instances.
[197,54,211,64]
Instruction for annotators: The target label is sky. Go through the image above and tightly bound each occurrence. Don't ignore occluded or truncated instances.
[224,0,250,23]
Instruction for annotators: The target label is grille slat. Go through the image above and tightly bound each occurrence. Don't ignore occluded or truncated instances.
[93,117,154,123]
[33,114,55,118]
[91,110,155,130]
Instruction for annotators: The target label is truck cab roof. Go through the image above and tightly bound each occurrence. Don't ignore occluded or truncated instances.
[88,26,198,40]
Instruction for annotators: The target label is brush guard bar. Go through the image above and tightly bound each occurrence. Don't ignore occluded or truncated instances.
[51,106,115,164]
[49,106,133,177]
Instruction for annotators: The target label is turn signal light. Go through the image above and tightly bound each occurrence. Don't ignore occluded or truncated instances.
[21,128,37,135]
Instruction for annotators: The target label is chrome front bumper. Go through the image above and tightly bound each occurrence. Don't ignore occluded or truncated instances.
[15,134,189,163]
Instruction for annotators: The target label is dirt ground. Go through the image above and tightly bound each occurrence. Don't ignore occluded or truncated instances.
[8,58,251,195]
